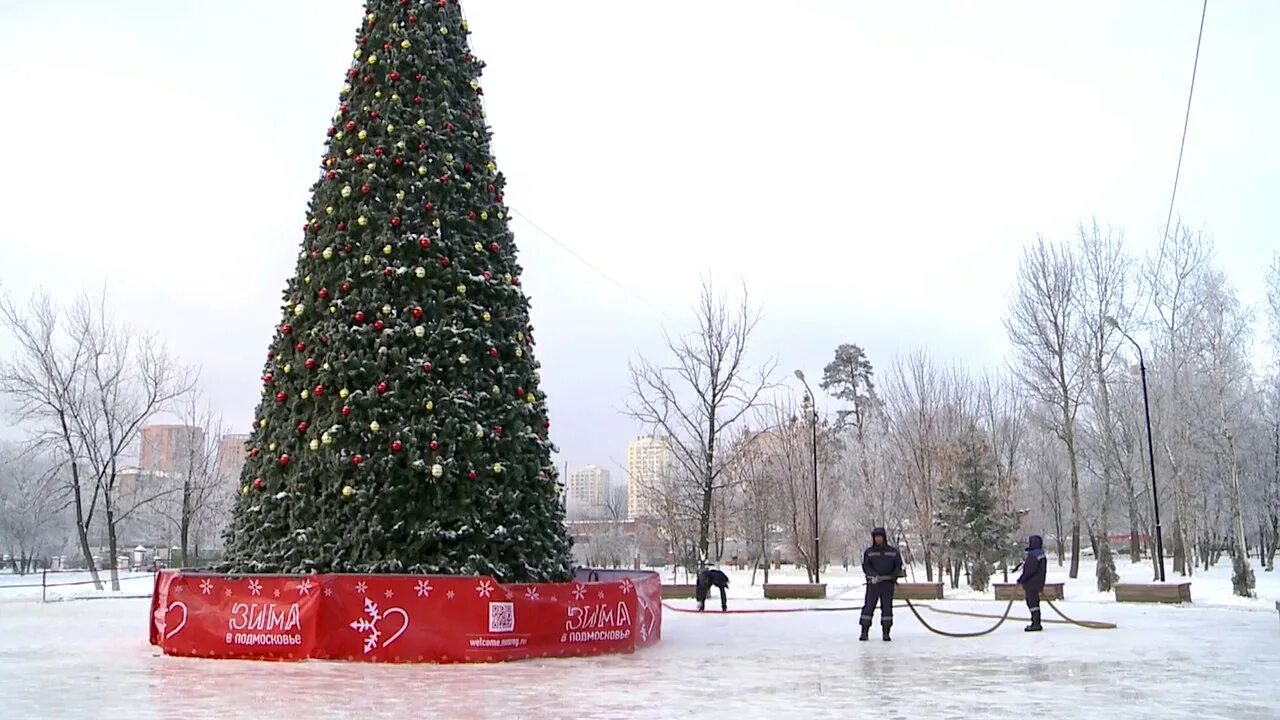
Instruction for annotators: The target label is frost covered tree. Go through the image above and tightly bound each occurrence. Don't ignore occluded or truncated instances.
[220,0,573,582]
[935,431,1022,592]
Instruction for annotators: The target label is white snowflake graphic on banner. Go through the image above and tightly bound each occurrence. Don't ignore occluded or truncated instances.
[572,584,587,600]
[296,578,315,596]
[446,590,456,600]
[248,579,263,596]
[476,580,494,598]
[199,579,214,596]
[348,597,410,654]
[415,580,433,598]
[323,587,334,598]
[224,588,233,598]
[524,586,540,601]
[619,578,634,595]
[355,581,368,595]
[384,589,394,599]
[273,588,281,598]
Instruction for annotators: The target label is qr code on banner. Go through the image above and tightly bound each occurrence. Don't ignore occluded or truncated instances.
[488,602,515,633]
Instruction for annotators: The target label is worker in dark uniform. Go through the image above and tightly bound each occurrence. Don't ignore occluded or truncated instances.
[695,567,729,612]
[1016,534,1048,632]
[860,527,903,641]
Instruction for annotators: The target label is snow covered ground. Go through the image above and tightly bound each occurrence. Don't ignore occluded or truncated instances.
[1,559,1276,719]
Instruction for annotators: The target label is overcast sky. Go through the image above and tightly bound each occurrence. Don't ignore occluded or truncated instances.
[0,1,1276,476]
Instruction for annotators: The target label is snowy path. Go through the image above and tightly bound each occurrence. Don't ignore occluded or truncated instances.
[2,595,1276,719]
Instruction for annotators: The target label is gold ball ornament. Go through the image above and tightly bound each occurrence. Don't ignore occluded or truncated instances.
[474,242,483,252]
[439,26,448,35]
[386,125,395,134]
[487,162,497,173]
[482,311,492,323]
[431,464,444,478]
[492,463,504,475]
[475,424,484,438]
[415,266,426,278]
[515,348,524,358]
[470,79,481,91]
[375,90,383,100]
[341,185,352,198]
[294,303,305,316]
[342,485,355,498]
[309,439,320,451]
[323,362,331,371]
[241,485,249,496]
[480,211,489,221]
[339,388,350,399]
[400,39,411,49]
[525,393,536,404]
[458,354,470,365]
[414,325,425,337]
[363,254,373,265]
[357,215,368,227]
[260,388,267,397]
[304,274,312,284]
[417,118,426,128]
[329,306,337,314]
[346,147,355,157]
[381,304,392,315]
[432,218,441,228]
[283,364,292,374]
[418,165,427,176]
[370,421,380,433]
[382,244,393,256]
[268,442,278,452]
[354,48,363,59]
[444,153,454,164]
[395,190,405,201]
[424,400,434,412]
[300,389,310,400]
[341,83,352,95]
[358,130,368,140]
[367,54,378,65]
[259,419,268,428]
[322,432,333,445]
[323,247,334,260]
[325,206,334,216]
[335,131,345,141]
[456,284,467,295]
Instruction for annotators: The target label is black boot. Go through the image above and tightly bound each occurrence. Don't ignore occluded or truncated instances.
[1025,609,1042,632]
[697,601,705,612]
[859,624,870,642]
[881,624,892,642]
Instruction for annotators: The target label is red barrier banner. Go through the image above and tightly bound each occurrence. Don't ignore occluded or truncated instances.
[149,568,661,663]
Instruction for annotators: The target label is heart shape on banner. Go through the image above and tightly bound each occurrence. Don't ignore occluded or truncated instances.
[377,607,409,648]
[163,601,188,640]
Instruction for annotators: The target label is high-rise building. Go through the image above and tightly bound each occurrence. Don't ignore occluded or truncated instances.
[139,425,205,474]
[627,436,674,521]
[566,465,610,518]
[216,434,249,479]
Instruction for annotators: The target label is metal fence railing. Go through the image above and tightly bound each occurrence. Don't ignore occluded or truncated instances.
[0,570,156,602]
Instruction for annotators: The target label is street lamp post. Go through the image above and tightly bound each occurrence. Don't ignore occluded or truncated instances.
[794,369,821,585]
[1106,317,1167,583]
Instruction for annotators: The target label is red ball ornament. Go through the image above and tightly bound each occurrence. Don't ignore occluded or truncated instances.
[352,454,364,466]
[421,361,433,373]
[544,419,551,429]
[263,373,273,385]
[377,382,388,394]
[483,271,493,281]
[304,358,317,370]
[373,320,385,332]
[383,266,394,278]
[344,243,354,254]
[361,184,371,194]
[489,242,501,253]
[468,470,477,480]
[419,237,431,250]
[413,95,423,105]
[391,440,403,453]
[362,74,374,85]
[281,323,293,335]
[340,103,349,113]
[253,478,264,490]
[415,72,424,82]
[468,211,477,221]
[327,126,336,137]
[313,385,325,397]
[429,440,439,451]
[297,421,309,433]
[267,350,275,360]
[439,257,451,268]
[423,202,434,213]
[494,426,503,436]
[250,448,261,458]
[374,146,386,157]
[347,67,358,79]
[516,386,525,397]
[390,216,401,228]
[438,0,446,7]
[340,281,352,294]
[341,405,352,416]
[354,311,366,323]
[487,184,496,194]
[344,121,356,132]
[317,287,329,300]
[382,41,391,51]
[440,174,450,184]
[393,156,404,167]
[370,110,380,120]
[411,306,423,318]
[354,154,365,165]
[295,342,306,353]
[445,122,456,132]
[488,347,498,358]
[309,249,319,260]
[326,170,337,181]
[275,391,288,403]
[278,454,290,466]
[408,14,417,23]
[337,222,347,231]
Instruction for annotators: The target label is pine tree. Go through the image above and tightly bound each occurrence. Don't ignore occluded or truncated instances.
[935,431,1021,592]
[220,0,573,582]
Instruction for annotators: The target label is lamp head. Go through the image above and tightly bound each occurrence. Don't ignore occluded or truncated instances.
[793,369,805,382]
[1105,316,1121,330]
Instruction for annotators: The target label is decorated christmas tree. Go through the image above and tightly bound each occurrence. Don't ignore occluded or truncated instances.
[221,0,574,582]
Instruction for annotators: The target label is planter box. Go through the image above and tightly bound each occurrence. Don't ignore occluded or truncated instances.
[895,582,944,600]
[660,584,697,599]
[1114,582,1192,604]
[993,582,1064,601]
[763,583,827,600]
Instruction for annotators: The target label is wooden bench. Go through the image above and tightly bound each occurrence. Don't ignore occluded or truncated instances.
[895,582,944,600]
[763,583,827,599]
[993,582,1064,602]
[660,584,697,599]
[1114,582,1192,604]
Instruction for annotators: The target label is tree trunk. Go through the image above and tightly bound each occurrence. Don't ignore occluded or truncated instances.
[105,498,120,592]
[1064,429,1082,579]
[180,476,193,567]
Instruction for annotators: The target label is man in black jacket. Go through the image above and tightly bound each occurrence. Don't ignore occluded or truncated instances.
[1016,534,1048,632]
[860,527,903,641]
[696,567,729,612]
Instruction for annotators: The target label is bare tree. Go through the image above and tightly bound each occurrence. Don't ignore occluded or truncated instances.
[0,291,103,587]
[1006,236,1087,578]
[149,393,230,566]
[0,444,65,573]
[726,422,784,584]
[625,279,778,563]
